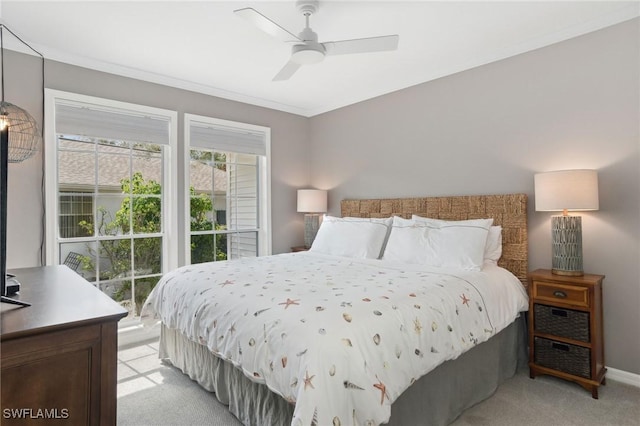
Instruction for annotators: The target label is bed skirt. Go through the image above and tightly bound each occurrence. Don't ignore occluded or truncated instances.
[159,315,527,426]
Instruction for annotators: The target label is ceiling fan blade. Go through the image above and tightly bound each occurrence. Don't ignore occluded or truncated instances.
[273,60,302,81]
[234,8,301,43]
[323,35,399,56]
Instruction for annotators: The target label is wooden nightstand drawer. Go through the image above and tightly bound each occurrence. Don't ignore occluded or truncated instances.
[532,280,589,308]
[534,304,590,342]
[534,337,591,379]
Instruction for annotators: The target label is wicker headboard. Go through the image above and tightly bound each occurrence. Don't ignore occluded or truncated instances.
[341,194,528,285]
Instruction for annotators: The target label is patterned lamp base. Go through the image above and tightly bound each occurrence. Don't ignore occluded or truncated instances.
[304,214,322,249]
[551,215,584,276]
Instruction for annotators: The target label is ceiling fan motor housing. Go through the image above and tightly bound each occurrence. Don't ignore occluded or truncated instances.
[291,43,325,64]
[292,26,325,64]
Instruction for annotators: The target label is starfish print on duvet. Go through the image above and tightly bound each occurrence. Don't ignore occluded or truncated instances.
[141,252,526,426]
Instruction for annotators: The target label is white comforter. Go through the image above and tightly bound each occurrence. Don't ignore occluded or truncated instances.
[141,252,528,426]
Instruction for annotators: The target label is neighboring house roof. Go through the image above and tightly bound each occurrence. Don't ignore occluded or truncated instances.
[58,144,227,193]
[189,161,228,194]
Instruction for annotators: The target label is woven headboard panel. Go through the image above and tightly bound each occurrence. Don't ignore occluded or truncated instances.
[341,194,528,285]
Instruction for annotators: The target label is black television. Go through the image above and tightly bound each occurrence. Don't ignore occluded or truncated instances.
[1,126,30,306]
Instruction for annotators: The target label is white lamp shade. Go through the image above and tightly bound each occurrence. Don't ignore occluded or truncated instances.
[534,169,599,212]
[297,189,327,213]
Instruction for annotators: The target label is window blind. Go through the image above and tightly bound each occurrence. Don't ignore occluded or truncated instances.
[55,102,171,145]
[189,122,266,156]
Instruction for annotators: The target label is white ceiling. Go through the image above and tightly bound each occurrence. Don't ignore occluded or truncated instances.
[1,1,638,117]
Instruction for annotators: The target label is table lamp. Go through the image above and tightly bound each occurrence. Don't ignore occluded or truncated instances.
[534,169,599,276]
[297,189,327,248]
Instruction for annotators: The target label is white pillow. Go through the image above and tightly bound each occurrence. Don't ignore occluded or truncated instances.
[412,215,498,266]
[384,215,493,270]
[310,215,392,259]
[411,215,493,229]
[382,216,431,264]
[484,225,503,264]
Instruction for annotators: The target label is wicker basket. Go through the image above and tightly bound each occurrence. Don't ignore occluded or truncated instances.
[534,304,590,342]
[534,337,591,378]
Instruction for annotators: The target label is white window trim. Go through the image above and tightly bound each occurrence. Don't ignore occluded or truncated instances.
[44,89,179,274]
[183,113,272,264]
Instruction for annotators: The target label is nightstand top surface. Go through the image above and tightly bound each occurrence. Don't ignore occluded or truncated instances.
[528,268,604,285]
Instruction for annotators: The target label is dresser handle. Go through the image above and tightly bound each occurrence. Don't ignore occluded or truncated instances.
[553,290,567,298]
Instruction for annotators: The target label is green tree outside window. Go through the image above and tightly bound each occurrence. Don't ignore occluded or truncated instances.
[79,172,226,314]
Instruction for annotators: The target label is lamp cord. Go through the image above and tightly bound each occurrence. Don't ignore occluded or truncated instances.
[1,26,4,104]
[0,24,44,58]
[0,24,45,104]
[41,49,45,266]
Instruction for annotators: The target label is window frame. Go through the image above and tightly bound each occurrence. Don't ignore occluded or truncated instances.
[183,113,272,264]
[44,89,179,277]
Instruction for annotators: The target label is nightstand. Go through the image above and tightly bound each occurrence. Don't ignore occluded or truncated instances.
[528,269,606,398]
[291,246,309,252]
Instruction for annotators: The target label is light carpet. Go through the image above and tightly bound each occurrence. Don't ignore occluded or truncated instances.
[117,339,640,426]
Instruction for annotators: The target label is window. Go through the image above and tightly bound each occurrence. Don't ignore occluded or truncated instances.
[45,92,272,321]
[45,90,178,318]
[59,193,93,238]
[184,114,271,264]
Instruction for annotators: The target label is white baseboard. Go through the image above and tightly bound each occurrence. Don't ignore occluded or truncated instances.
[607,366,640,388]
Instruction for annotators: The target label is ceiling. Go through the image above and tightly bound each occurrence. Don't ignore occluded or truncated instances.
[1,1,638,117]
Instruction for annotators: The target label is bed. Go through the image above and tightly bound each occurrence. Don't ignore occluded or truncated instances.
[142,193,529,426]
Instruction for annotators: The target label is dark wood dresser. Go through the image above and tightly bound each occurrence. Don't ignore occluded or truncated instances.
[1,265,128,425]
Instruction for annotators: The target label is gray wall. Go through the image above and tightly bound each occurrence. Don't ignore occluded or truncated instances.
[308,19,640,374]
[4,52,310,269]
[5,19,639,374]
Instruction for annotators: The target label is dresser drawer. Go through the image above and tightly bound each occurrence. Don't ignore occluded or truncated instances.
[532,280,590,308]
[534,337,591,379]
[534,304,590,342]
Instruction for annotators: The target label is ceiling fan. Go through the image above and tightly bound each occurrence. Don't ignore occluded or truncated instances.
[234,0,399,81]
